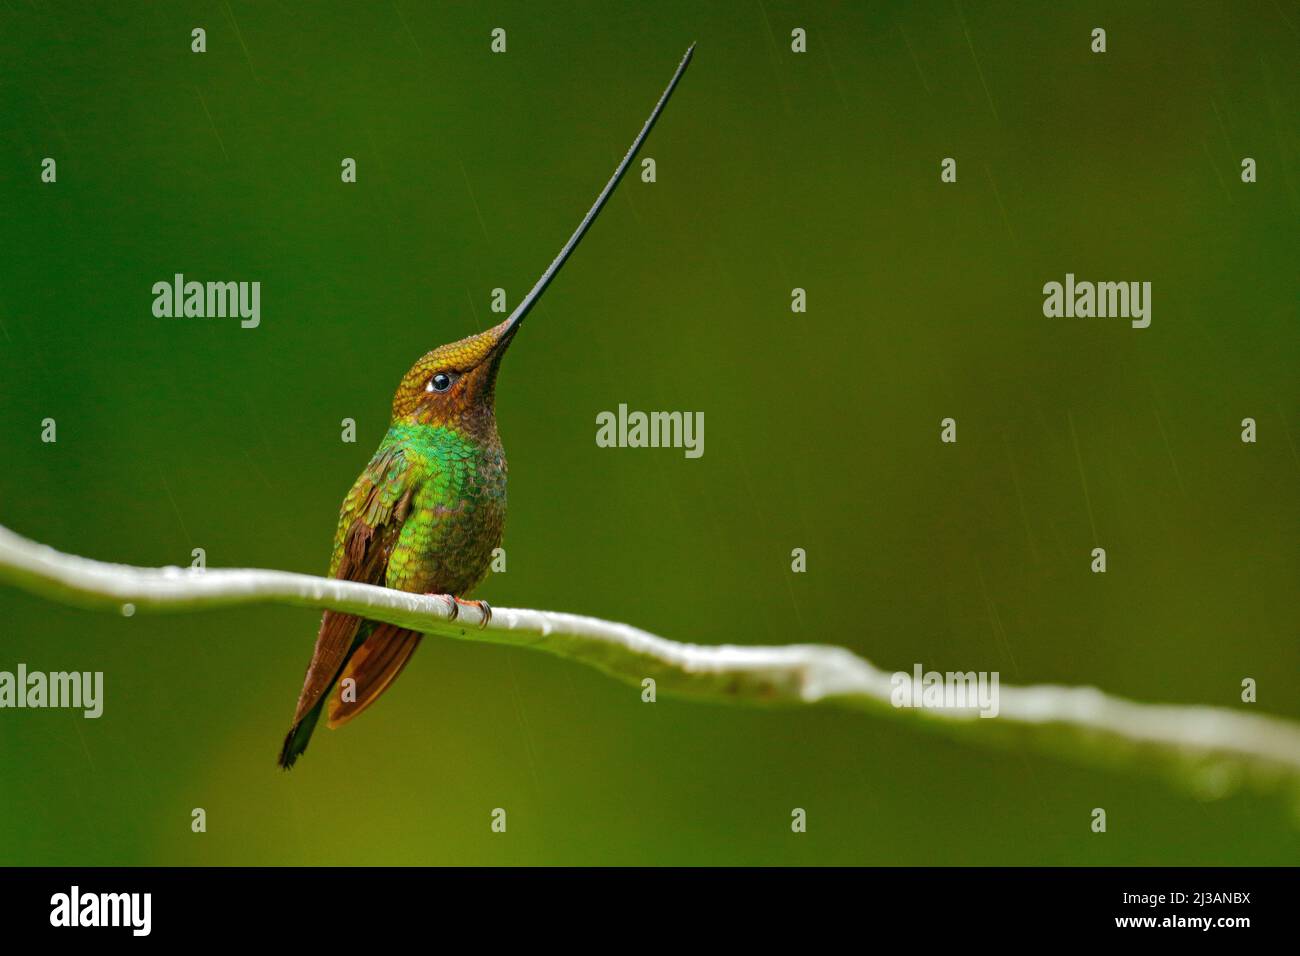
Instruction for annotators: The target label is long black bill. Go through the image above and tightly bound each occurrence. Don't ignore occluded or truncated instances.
[497,43,695,346]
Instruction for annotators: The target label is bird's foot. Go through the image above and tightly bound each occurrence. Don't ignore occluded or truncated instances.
[426,593,460,621]
[423,594,491,628]
[453,598,492,629]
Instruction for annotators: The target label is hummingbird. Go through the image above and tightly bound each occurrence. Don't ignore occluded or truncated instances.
[278,45,695,768]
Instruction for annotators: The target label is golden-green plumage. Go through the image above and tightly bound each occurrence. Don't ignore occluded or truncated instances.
[344,422,507,598]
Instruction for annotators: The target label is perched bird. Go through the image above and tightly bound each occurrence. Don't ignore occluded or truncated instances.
[278,44,695,768]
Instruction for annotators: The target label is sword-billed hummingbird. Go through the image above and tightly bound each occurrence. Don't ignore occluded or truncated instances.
[279,45,694,768]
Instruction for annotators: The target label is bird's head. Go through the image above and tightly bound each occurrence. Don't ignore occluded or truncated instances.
[390,315,521,432]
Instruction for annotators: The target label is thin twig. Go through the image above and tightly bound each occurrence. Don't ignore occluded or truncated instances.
[0,523,1296,808]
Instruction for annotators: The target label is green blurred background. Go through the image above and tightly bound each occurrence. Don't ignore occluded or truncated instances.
[1,1,1296,865]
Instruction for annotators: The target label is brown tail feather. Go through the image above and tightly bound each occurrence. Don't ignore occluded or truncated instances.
[326,623,423,728]
[290,609,365,727]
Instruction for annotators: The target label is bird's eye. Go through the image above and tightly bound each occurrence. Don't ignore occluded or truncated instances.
[426,373,454,393]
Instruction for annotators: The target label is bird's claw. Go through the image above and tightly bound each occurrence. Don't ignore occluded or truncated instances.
[454,598,492,629]
[426,593,459,621]
[424,594,491,628]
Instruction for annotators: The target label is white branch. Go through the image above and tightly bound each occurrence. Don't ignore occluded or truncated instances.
[1,523,1297,805]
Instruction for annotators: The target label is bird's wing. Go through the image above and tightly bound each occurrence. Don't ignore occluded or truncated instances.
[287,444,417,728]
[326,480,454,727]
